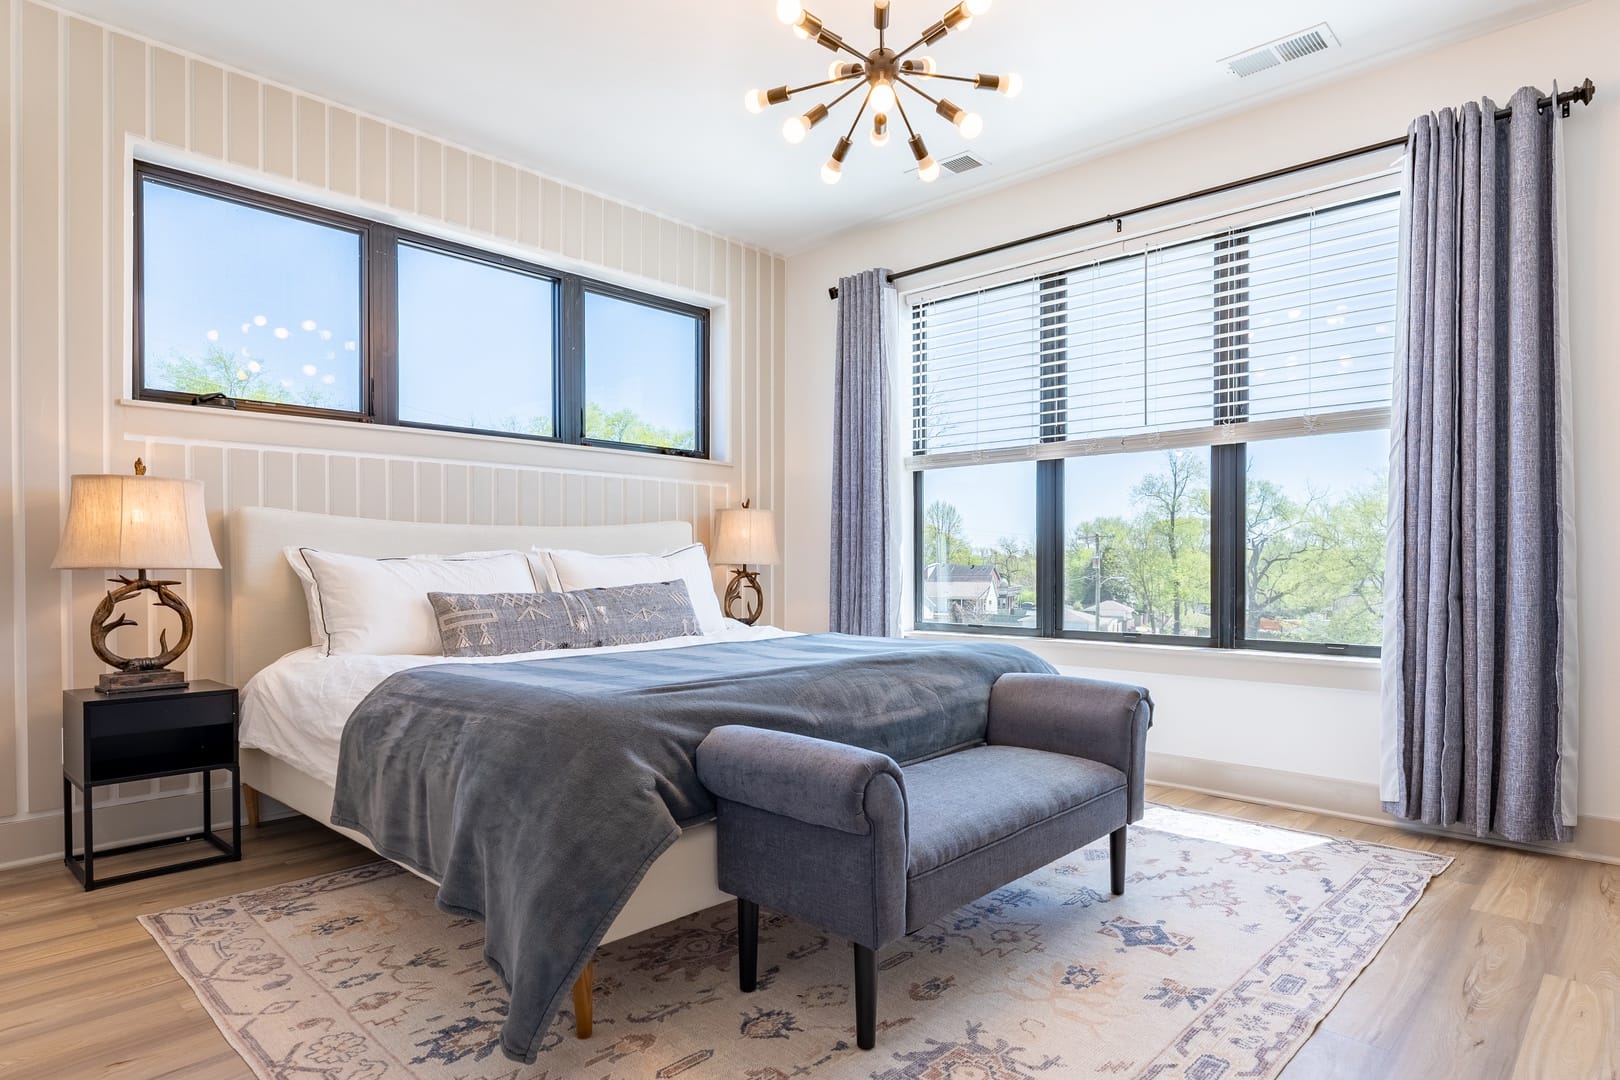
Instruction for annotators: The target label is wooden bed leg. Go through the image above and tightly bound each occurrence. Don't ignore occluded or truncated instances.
[572,960,594,1038]
[243,784,261,829]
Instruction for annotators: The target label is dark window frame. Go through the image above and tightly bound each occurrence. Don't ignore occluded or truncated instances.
[133,164,376,423]
[132,161,712,460]
[910,203,1393,660]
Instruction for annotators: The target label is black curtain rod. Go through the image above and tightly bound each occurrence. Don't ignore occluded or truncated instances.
[827,77,1596,300]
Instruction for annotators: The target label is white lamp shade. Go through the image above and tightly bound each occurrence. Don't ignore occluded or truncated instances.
[710,507,779,566]
[51,475,221,571]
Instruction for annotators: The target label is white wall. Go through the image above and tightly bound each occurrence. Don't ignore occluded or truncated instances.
[0,0,787,865]
[784,0,1620,828]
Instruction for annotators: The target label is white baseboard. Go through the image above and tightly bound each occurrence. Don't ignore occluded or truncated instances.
[0,789,248,873]
[1148,751,1620,866]
[4,755,1612,872]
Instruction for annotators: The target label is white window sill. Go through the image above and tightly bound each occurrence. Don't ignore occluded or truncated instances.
[903,629,1379,692]
[116,397,734,473]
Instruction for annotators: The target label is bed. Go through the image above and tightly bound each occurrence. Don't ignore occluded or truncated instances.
[230,507,738,950]
[227,505,1056,1063]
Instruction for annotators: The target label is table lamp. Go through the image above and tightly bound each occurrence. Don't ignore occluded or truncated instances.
[710,501,779,626]
[51,459,220,693]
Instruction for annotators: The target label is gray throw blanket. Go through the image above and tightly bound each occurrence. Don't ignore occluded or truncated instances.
[329,632,1054,1062]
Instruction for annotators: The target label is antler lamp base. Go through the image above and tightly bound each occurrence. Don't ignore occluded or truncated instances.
[91,570,194,694]
[722,567,765,626]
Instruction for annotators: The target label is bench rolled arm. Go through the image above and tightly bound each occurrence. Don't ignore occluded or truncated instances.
[987,673,1153,821]
[696,725,907,836]
[697,726,909,949]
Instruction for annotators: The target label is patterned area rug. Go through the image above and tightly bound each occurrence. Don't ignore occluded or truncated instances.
[140,806,1449,1079]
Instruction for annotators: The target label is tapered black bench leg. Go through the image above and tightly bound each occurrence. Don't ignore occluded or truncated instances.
[738,898,759,992]
[1110,826,1127,895]
[854,943,877,1050]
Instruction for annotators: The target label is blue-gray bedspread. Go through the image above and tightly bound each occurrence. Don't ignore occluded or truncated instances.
[328,632,1054,1062]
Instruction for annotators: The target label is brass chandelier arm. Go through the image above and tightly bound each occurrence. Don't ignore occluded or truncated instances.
[834,38,869,61]
[896,75,941,107]
[787,71,866,97]
[892,86,919,139]
[821,77,871,114]
[902,70,979,85]
[891,25,943,62]
[843,84,875,140]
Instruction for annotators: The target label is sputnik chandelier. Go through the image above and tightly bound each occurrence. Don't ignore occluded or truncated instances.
[746,0,1020,184]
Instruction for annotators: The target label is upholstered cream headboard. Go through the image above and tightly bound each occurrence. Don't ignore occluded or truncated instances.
[226,506,695,685]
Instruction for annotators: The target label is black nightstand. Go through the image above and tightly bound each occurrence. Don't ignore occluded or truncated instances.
[62,680,241,890]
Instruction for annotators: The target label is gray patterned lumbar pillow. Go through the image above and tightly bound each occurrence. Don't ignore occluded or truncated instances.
[428,580,702,657]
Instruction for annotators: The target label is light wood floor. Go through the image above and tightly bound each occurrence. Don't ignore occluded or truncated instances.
[0,786,1615,1079]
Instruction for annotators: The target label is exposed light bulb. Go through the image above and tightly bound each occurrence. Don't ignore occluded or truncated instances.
[745,88,769,114]
[955,110,983,139]
[776,0,803,24]
[821,135,852,184]
[999,72,1023,98]
[904,56,937,75]
[870,113,890,147]
[910,133,939,182]
[869,80,896,113]
[792,22,810,39]
[782,115,809,144]
[966,0,993,13]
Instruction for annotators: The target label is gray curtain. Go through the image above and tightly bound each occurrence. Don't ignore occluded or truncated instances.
[830,269,897,636]
[1381,86,1578,843]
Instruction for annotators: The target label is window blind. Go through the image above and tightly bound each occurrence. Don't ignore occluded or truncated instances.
[908,192,1400,468]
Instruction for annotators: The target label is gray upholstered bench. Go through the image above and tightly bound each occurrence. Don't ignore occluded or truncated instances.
[694,672,1151,1049]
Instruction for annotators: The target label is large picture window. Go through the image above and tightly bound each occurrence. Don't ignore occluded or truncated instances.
[134,164,711,459]
[910,191,1398,655]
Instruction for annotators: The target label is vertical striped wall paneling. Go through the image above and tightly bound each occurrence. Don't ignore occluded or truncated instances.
[0,0,788,865]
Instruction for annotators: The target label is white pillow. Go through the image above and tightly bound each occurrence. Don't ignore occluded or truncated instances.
[286,547,540,656]
[540,543,726,634]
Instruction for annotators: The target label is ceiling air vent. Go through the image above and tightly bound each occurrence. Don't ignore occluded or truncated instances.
[1223,23,1338,79]
[938,152,987,175]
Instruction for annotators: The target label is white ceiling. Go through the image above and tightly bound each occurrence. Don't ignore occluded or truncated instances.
[54,0,1574,253]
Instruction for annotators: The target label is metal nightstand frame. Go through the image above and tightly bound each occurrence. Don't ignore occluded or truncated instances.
[62,682,242,890]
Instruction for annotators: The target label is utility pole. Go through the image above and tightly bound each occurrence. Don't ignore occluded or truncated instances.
[1091,532,1102,631]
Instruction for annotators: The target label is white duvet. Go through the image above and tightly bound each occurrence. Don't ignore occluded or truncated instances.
[240,622,798,787]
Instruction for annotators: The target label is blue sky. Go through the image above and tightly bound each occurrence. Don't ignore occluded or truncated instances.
[583,292,699,433]
[397,243,553,430]
[143,179,698,433]
[142,180,363,410]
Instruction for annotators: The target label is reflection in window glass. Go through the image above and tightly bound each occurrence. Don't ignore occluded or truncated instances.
[1063,448,1210,637]
[397,244,555,435]
[584,291,701,450]
[1245,430,1388,646]
[919,462,1037,629]
[139,177,363,411]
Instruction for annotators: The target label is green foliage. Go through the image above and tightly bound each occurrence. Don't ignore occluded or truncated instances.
[921,500,974,566]
[493,414,555,438]
[585,402,694,450]
[153,346,330,408]
[929,447,1385,646]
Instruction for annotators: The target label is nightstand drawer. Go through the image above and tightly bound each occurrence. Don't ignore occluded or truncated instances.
[64,683,237,787]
